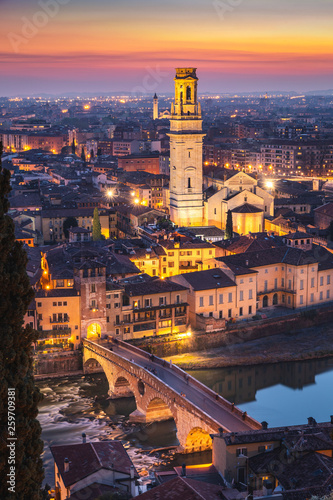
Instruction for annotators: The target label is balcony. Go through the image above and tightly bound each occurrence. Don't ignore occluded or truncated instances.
[49,316,70,323]
[38,328,71,339]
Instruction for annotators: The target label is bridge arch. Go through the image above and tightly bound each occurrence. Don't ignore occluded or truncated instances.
[113,375,135,399]
[184,427,213,453]
[146,397,174,423]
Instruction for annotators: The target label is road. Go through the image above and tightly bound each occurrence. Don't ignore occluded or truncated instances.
[104,341,256,433]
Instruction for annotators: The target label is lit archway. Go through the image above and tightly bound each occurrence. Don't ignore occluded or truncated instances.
[185,427,212,453]
[146,397,173,422]
[87,322,101,340]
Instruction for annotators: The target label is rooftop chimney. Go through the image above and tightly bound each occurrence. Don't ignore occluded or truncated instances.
[181,463,186,477]
[261,421,268,430]
[218,427,224,437]
[82,432,86,443]
[64,458,69,473]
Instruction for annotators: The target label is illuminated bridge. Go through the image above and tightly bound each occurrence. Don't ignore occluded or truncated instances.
[83,339,261,453]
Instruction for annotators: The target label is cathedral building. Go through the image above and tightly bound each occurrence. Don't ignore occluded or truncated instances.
[168,68,205,227]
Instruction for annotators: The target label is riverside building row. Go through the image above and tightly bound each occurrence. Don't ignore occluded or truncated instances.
[27,230,333,347]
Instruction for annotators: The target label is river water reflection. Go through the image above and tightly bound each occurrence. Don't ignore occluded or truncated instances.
[189,357,333,427]
[37,357,333,487]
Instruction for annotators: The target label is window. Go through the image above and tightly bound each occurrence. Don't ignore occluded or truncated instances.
[287,296,291,305]
[63,301,67,306]
[282,294,285,303]
[115,315,120,325]
[301,269,304,274]
[228,293,232,303]
[91,284,96,293]
[248,290,253,300]
[282,278,285,287]
[320,276,324,286]
[236,448,247,457]
[327,275,331,285]
[300,295,303,305]
[58,302,62,306]
[288,280,291,289]
[114,302,120,308]
[214,208,217,215]
[219,311,223,319]
[249,305,252,314]
[116,329,120,335]
[56,280,64,287]
[187,177,191,189]
[159,297,166,306]
[249,277,253,283]
[274,278,277,289]
[310,293,314,303]
[219,294,223,304]
[209,296,213,306]
[300,280,304,290]
[265,269,268,274]
[199,297,204,307]
[311,277,315,288]
[38,302,42,307]
[106,316,109,323]
[106,303,111,309]
[240,291,244,301]
[240,279,244,284]
[320,291,323,300]
[145,299,152,307]
[327,290,330,299]
[228,308,232,318]
[38,314,42,320]
[264,280,268,291]
[239,307,243,316]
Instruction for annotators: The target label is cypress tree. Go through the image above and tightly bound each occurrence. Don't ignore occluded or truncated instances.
[71,138,76,155]
[80,147,86,163]
[225,209,233,240]
[92,207,102,241]
[0,142,44,498]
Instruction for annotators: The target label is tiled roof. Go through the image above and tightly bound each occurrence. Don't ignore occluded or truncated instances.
[50,441,138,488]
[314,202,333,217]
[231,203,263,214]
[218,246,318,268]
[171,268,236,291]
[135,476,226,500]
[124,277,188,296]
[70,483,119,500]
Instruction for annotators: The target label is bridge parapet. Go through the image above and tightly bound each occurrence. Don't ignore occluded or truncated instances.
[109,338,261,431]
[82,339,260,453]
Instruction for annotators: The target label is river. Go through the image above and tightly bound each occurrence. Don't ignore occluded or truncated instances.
[37,356,333,487]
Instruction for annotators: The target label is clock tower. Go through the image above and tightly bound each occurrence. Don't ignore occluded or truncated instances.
[168,68,204,227]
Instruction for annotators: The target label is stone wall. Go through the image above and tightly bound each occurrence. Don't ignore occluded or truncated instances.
[34,351,82,376]
[130,305,333,359]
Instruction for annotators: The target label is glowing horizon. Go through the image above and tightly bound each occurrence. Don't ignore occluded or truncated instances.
[1,0,333,95]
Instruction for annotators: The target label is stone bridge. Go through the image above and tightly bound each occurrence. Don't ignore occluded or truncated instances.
[83,339,261,453]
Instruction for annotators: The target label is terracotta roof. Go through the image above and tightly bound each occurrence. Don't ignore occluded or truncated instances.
[314,202,333,217]
[135,476,226,500]
[231,203,263,214]
[50,441,138,488]
[171,268,236,291]
[218,246,318,268]
[124,277,188,296]
[70,482,119,500]
[284,231,313,240]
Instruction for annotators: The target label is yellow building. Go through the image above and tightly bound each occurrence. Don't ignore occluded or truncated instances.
[218,233,333,310]
[171,267,257,331]
[129,240,218,279]
[105,277,189,340]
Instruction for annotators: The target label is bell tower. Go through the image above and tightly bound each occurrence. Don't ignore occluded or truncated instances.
[168,68,204,227]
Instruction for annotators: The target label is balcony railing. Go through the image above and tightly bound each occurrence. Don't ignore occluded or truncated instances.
[49,316,70,323]
[38,328,71,339]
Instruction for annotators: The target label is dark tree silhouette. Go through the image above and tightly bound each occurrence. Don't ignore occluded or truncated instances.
[0,141,44,499]
[63,216,78,239]
[225,209,233,240]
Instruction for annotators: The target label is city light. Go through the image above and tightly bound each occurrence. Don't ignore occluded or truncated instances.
[107,190,114,197]
[134,198,139,204]
[266,181,274,189]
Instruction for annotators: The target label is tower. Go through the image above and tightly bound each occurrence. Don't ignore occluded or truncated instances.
[153,93,158,120]
[168,68,205,227]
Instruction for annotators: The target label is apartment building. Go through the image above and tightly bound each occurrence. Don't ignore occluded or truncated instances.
[170,266,257,330]
[218,232,333,310]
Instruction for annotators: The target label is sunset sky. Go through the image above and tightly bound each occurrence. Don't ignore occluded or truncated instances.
[1,0,333,95]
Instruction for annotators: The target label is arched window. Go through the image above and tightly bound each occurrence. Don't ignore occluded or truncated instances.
[263,295,268,308]
[186,86,191,101]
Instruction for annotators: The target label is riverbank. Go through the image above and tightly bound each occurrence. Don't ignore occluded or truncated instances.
[165,321,333,370]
